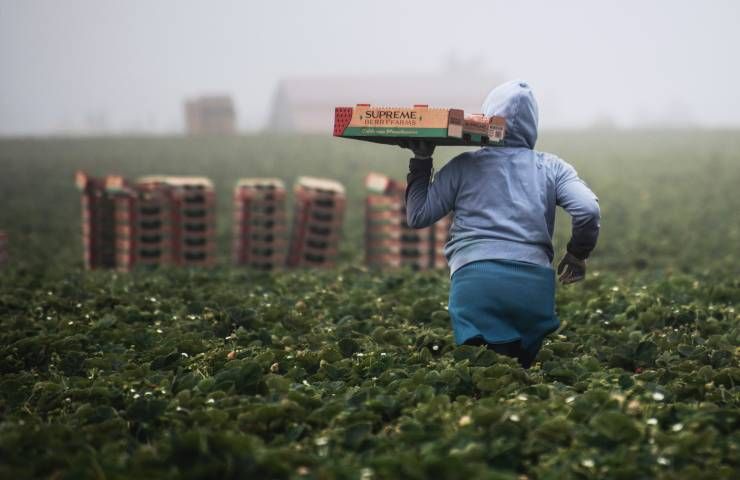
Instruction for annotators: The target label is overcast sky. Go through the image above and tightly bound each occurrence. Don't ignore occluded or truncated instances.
[1,0,739,135]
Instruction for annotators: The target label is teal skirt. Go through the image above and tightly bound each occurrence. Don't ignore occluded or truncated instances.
[448,259,559,351]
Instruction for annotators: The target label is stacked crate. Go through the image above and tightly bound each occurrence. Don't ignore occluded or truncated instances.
[399,221,434,270]
[288,177,346,268]
[129,177,174,268]
[0,230,7,267]
[136,176,217,267]
[364,172,451,270]
[232,178,288,270]
[76,173,217,270]
[169,177,217,267]
[365,172,405,268]
[76,171,120,270]
[365,173,433,270]
[104,175,139,272]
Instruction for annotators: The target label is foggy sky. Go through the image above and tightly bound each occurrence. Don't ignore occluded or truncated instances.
[1,0,739,135]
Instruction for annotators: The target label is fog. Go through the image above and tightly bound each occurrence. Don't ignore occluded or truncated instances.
[1,0,739,135]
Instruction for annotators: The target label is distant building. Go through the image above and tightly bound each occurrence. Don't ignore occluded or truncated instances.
[267,71,503,133]
[184,95,236,135]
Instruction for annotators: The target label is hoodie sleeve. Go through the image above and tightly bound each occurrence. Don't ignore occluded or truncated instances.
[555,159,601,260]
[405,156,458,229]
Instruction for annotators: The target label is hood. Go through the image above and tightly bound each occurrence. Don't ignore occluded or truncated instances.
[481,80,538,149]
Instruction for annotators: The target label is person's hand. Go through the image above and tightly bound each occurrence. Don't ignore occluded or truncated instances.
[398,139,435,159]
[557,252,586,284]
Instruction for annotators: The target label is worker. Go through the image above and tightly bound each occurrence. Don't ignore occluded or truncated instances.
[401,80,601,369]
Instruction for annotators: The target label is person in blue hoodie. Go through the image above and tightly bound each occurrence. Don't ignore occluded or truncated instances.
[402,80,601,369]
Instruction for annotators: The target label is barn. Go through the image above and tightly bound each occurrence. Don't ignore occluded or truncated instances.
[184,95,237,135]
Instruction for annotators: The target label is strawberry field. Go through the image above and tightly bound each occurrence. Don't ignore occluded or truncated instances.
[0,131,738,479]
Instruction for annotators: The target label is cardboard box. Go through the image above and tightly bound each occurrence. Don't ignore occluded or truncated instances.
[334,104,506,147]
[463,114,506,145]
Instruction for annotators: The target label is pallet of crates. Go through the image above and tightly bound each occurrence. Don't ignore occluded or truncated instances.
[399,219,433,271]
[365,199,404,269]
[75,171,117,270]
[139,176,216,267]
[364,172,405,269]
[232,178,288,270]
[390,179,434,271]
[104,175,139,272]
[0,230,7,267]
[133,177,176,268]
[288,177,346,268]
[147,176,217,268]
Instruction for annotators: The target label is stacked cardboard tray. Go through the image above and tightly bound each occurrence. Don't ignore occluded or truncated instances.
[76,171,121,270]
[104,175,140,271]
[130,178,174,268]
[334,104,505,147]
[399,223,434,270]
[365,172,406,268]
[170,177,217,268]
[288,177,346,268]
[0,230,7,267]
[232,178,288,270]
[364,172,452,270]
[136,176,217,268]
[76,172,217,270]
[430,213,453,269]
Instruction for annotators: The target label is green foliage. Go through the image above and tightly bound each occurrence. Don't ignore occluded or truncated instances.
[0,266,737,479]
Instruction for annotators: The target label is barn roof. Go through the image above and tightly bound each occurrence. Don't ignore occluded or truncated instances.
[185,95,234,109]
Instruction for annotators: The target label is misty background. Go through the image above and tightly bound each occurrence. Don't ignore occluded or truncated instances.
[1,0,739,136]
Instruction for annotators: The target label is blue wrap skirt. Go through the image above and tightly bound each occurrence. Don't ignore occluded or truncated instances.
[448,259,560,352]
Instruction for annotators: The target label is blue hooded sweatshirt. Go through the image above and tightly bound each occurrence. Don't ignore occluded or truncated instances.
[405,80,601,274]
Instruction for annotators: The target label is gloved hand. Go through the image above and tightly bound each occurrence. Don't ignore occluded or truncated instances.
[398,139,435,159]
[557,252,587,284]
